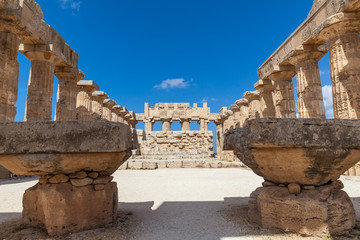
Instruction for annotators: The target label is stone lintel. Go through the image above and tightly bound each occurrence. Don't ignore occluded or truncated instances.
[257,0,355,79]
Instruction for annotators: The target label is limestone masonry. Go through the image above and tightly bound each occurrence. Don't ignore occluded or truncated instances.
[1,0,360,238]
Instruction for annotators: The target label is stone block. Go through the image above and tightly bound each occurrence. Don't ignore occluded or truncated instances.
[248,186,355,237]
[118,162,128,170]
[166,160,183,168]
[157,161,167,168]
[23,182,118,236]
[142,161,157,170]
[209,161,222,168]
[128,161,143,170]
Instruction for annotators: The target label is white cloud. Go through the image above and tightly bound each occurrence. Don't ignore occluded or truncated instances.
[322,85,334,119]
[154,78,191,89]
[200,97,208,103]
[320,70,330,76]
[59,0,81,11]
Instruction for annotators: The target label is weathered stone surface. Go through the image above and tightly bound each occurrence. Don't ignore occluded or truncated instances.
[248,186,355,237]
[0,121,133,176]
[166,160,183,168]
[224,118,360,185]
[94,184,105,191]
[142,161,157,170]
[157,161,167,168]
[93,176,113,185]
[69,171,87,179]
[288,183,301,194]
[49,174,69,184]
[70,177,93,187]
[87,171,99,179]
[127,161,143,170]
[118,162,128,170]
[262,181,276,187]
[23,182,118,236]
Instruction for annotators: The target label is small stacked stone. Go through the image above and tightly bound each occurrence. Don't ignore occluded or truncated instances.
[38,171,114,191]
[262,179,344,195]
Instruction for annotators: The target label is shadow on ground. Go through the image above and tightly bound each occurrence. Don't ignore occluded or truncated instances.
[1,197,360,240]
[0,176,39,186]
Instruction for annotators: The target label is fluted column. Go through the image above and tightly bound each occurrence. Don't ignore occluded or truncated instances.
[199,118,208,132]
[0,31,21,122]
[76,80,99,120]
[112,105,124,123]
[235,99,249,127]
[288,46,326,118]
[161,117,172,131]
[214,118,225,158]
[254,79,276,117]
[328,27,360,119]
[244,91,261,119]
[180,117,191,131]
[229,104,241,128]
[91,91,108,120]
[54,67,85,121]
[270,68,297,118]
[22,48,60,121]
[102,99,116,121]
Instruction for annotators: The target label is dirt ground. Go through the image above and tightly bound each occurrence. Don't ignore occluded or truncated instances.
[1,168,360,240]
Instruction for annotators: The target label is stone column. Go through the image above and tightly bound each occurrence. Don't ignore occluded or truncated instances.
[214,118,224,158]
[91,91,108,120]
[102,99,116,121]
[76,80,99,120]
[229,104,241,128]
[288,46,326,118]
[161,118,172,131]
[235,99,249,127]
[112,105,124,123]
[244,91,261,119]
[0,30,21,122]
[22,48,60,121]
[327,26,360,119]
[54,67,85,121]
[270,68,297,118]
[254,79,276,118]
[144,119,154,131]
[199,118,208,132]
[119,107,129,125]
[180,117,191,131]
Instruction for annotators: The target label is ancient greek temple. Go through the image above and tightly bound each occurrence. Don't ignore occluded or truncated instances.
[1,0,360,238]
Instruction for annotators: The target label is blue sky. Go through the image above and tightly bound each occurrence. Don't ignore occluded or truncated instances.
[15,0,333,130]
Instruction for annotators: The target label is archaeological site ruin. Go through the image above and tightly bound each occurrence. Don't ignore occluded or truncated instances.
[1,0,360,238]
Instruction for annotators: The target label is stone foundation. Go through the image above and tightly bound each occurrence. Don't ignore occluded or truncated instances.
[136,130,214,159]
[248,183,355,237]
[23,171,118,236]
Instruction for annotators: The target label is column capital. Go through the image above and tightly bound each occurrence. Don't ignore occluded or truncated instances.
[254,79,275,92]
[269,65,296,81]
[287,44,327,66]
[235,99,248,107]
[229,104,240,113]
[243,91,260,101]
[103,99,116,109]
[179,116,192,123]
[77,80,99,93]
[161,117,172,123]
[19,44,61,64]
[55,67,85,81]
[92,91,108,102]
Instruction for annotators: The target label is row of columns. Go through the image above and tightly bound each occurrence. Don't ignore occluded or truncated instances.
[143,117,209,132]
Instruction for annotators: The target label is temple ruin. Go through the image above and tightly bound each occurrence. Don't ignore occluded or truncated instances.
[1,0,360,238]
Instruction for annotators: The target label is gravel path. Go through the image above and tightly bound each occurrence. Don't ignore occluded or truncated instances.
[1,168,360,240]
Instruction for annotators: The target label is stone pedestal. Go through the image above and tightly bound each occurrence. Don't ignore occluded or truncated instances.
[254,79,276,117]
[76,80,99,120]
[244,91,261,119]
[55,67,85,121]
[23,181,118,236]
[0,31,21,122]
[270,69,297,118]
[249,185,355,237]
